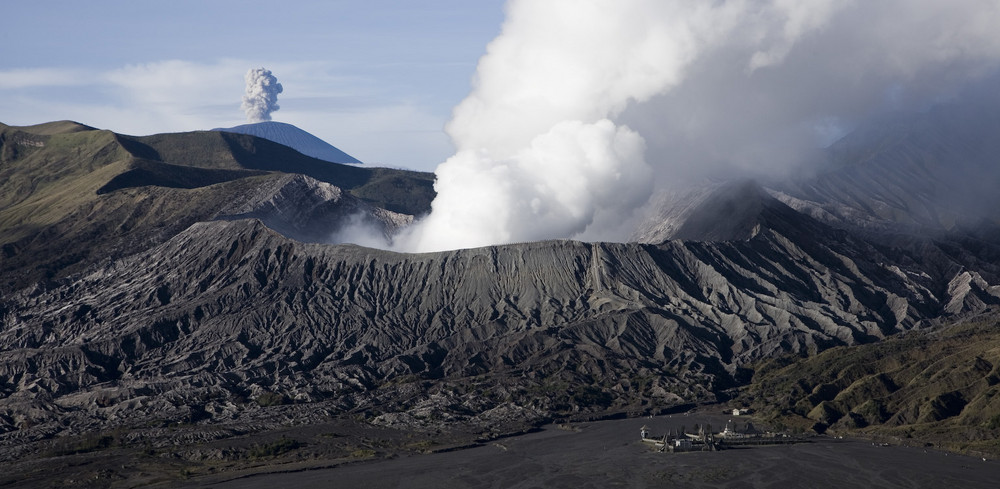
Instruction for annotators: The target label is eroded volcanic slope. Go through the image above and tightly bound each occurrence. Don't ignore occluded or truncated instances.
[3,179,999,445]
[3,110,1000,483]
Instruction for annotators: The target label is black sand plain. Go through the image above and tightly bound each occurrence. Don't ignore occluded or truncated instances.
[190,414,1000,489]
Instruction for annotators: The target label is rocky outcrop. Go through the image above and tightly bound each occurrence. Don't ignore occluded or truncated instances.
[217,173,412,244]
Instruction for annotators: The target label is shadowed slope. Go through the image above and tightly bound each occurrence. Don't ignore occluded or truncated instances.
[119,130,433,215]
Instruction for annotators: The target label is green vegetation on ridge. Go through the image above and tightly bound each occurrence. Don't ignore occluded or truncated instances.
[0,121,436,291]
[739,317,1000,456]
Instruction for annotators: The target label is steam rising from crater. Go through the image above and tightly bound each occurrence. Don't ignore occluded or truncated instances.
[392,0,1000,252]
[242,68,283,123]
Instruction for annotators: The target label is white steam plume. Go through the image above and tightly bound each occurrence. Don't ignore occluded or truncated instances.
[242,68,283,122]
[394,0,1000,252]
[396,0,742,252]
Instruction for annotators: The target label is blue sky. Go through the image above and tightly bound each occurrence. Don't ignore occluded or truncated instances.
[0,0,506,171]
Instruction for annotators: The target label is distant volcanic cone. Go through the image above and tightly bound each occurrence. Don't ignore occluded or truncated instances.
[216,121,362,164]
[219,68,361,164]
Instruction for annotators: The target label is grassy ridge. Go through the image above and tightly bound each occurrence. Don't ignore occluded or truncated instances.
[2,120,97,136]
[0,121,436,291]
[124,130,435,215]
[0,127,132,241]
[740,318,1000,456]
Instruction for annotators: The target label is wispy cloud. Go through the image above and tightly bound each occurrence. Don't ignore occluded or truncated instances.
[0,67,98,89]
[0,59,451,169]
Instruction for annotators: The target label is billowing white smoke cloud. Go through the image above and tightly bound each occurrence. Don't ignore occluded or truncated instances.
[394,0,1000,252]
[242,68,283,122]
[623,0,1000,182]
[396,0,742,252]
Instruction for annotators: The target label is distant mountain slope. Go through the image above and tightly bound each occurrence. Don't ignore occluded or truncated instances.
[632,92,1000,245]
[772,97,1000,236]
[118,129,433,215]
[0,122,432,292]
[214,121,362,164]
